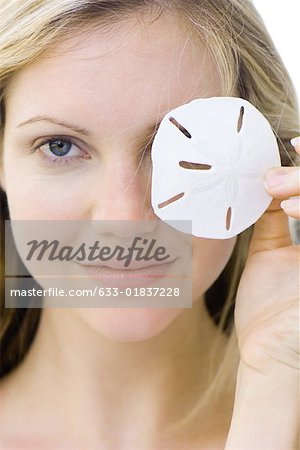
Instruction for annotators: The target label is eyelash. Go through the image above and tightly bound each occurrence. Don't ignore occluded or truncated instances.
[32,132,156,168]
[33,136,89,166]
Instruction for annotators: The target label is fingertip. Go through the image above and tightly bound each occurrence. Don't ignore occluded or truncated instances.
[280,198,300,219]
[290,136,300,148]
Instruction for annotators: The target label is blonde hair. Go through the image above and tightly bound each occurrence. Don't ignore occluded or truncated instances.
[0,0,299,428]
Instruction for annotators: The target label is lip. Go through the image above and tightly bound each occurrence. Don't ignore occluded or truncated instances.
[78,256,176,270]
[78,260,177,288]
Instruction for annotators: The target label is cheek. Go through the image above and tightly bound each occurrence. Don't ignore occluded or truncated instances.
[192,237,236,301]
[4,169,92,220]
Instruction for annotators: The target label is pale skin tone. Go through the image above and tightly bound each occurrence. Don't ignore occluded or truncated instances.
[0,13,299,450]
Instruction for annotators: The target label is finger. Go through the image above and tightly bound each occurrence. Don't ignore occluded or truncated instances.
[280,197,300,219]
[264,167,299,199]
[248,198,292,257]
[290,136,300,152]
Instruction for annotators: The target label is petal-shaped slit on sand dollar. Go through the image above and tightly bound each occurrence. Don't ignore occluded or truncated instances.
[151,97,281,239]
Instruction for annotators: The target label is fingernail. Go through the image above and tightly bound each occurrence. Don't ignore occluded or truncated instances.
[264,173,287,188]
[290,137,300,147]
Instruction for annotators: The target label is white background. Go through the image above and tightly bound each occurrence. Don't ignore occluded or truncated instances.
[253,0,299,99]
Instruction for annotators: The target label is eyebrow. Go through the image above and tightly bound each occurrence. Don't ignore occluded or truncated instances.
[17,116,90,135]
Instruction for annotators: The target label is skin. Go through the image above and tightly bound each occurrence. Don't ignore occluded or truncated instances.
[0,12,299,450]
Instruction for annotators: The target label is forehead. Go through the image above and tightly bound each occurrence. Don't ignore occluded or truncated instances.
[5,13,221,134]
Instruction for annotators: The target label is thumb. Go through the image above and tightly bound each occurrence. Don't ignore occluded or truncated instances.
[247,198,292,258]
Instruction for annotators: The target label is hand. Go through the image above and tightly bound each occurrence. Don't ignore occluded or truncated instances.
[225,137,300,450]
[236,137,299,372]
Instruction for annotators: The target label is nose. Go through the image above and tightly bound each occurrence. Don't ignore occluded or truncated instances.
[89,153,157,237]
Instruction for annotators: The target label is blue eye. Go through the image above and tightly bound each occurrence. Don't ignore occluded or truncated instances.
[34,136,89,166]
[47,139,72,156]
[38,137,82,159]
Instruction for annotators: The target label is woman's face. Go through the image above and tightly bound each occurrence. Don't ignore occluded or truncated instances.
[1,14,236,341]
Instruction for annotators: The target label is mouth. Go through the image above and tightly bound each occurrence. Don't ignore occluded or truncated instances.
[78,259,178,288]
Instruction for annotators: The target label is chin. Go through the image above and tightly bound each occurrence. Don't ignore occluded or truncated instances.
[77,307,184,342]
